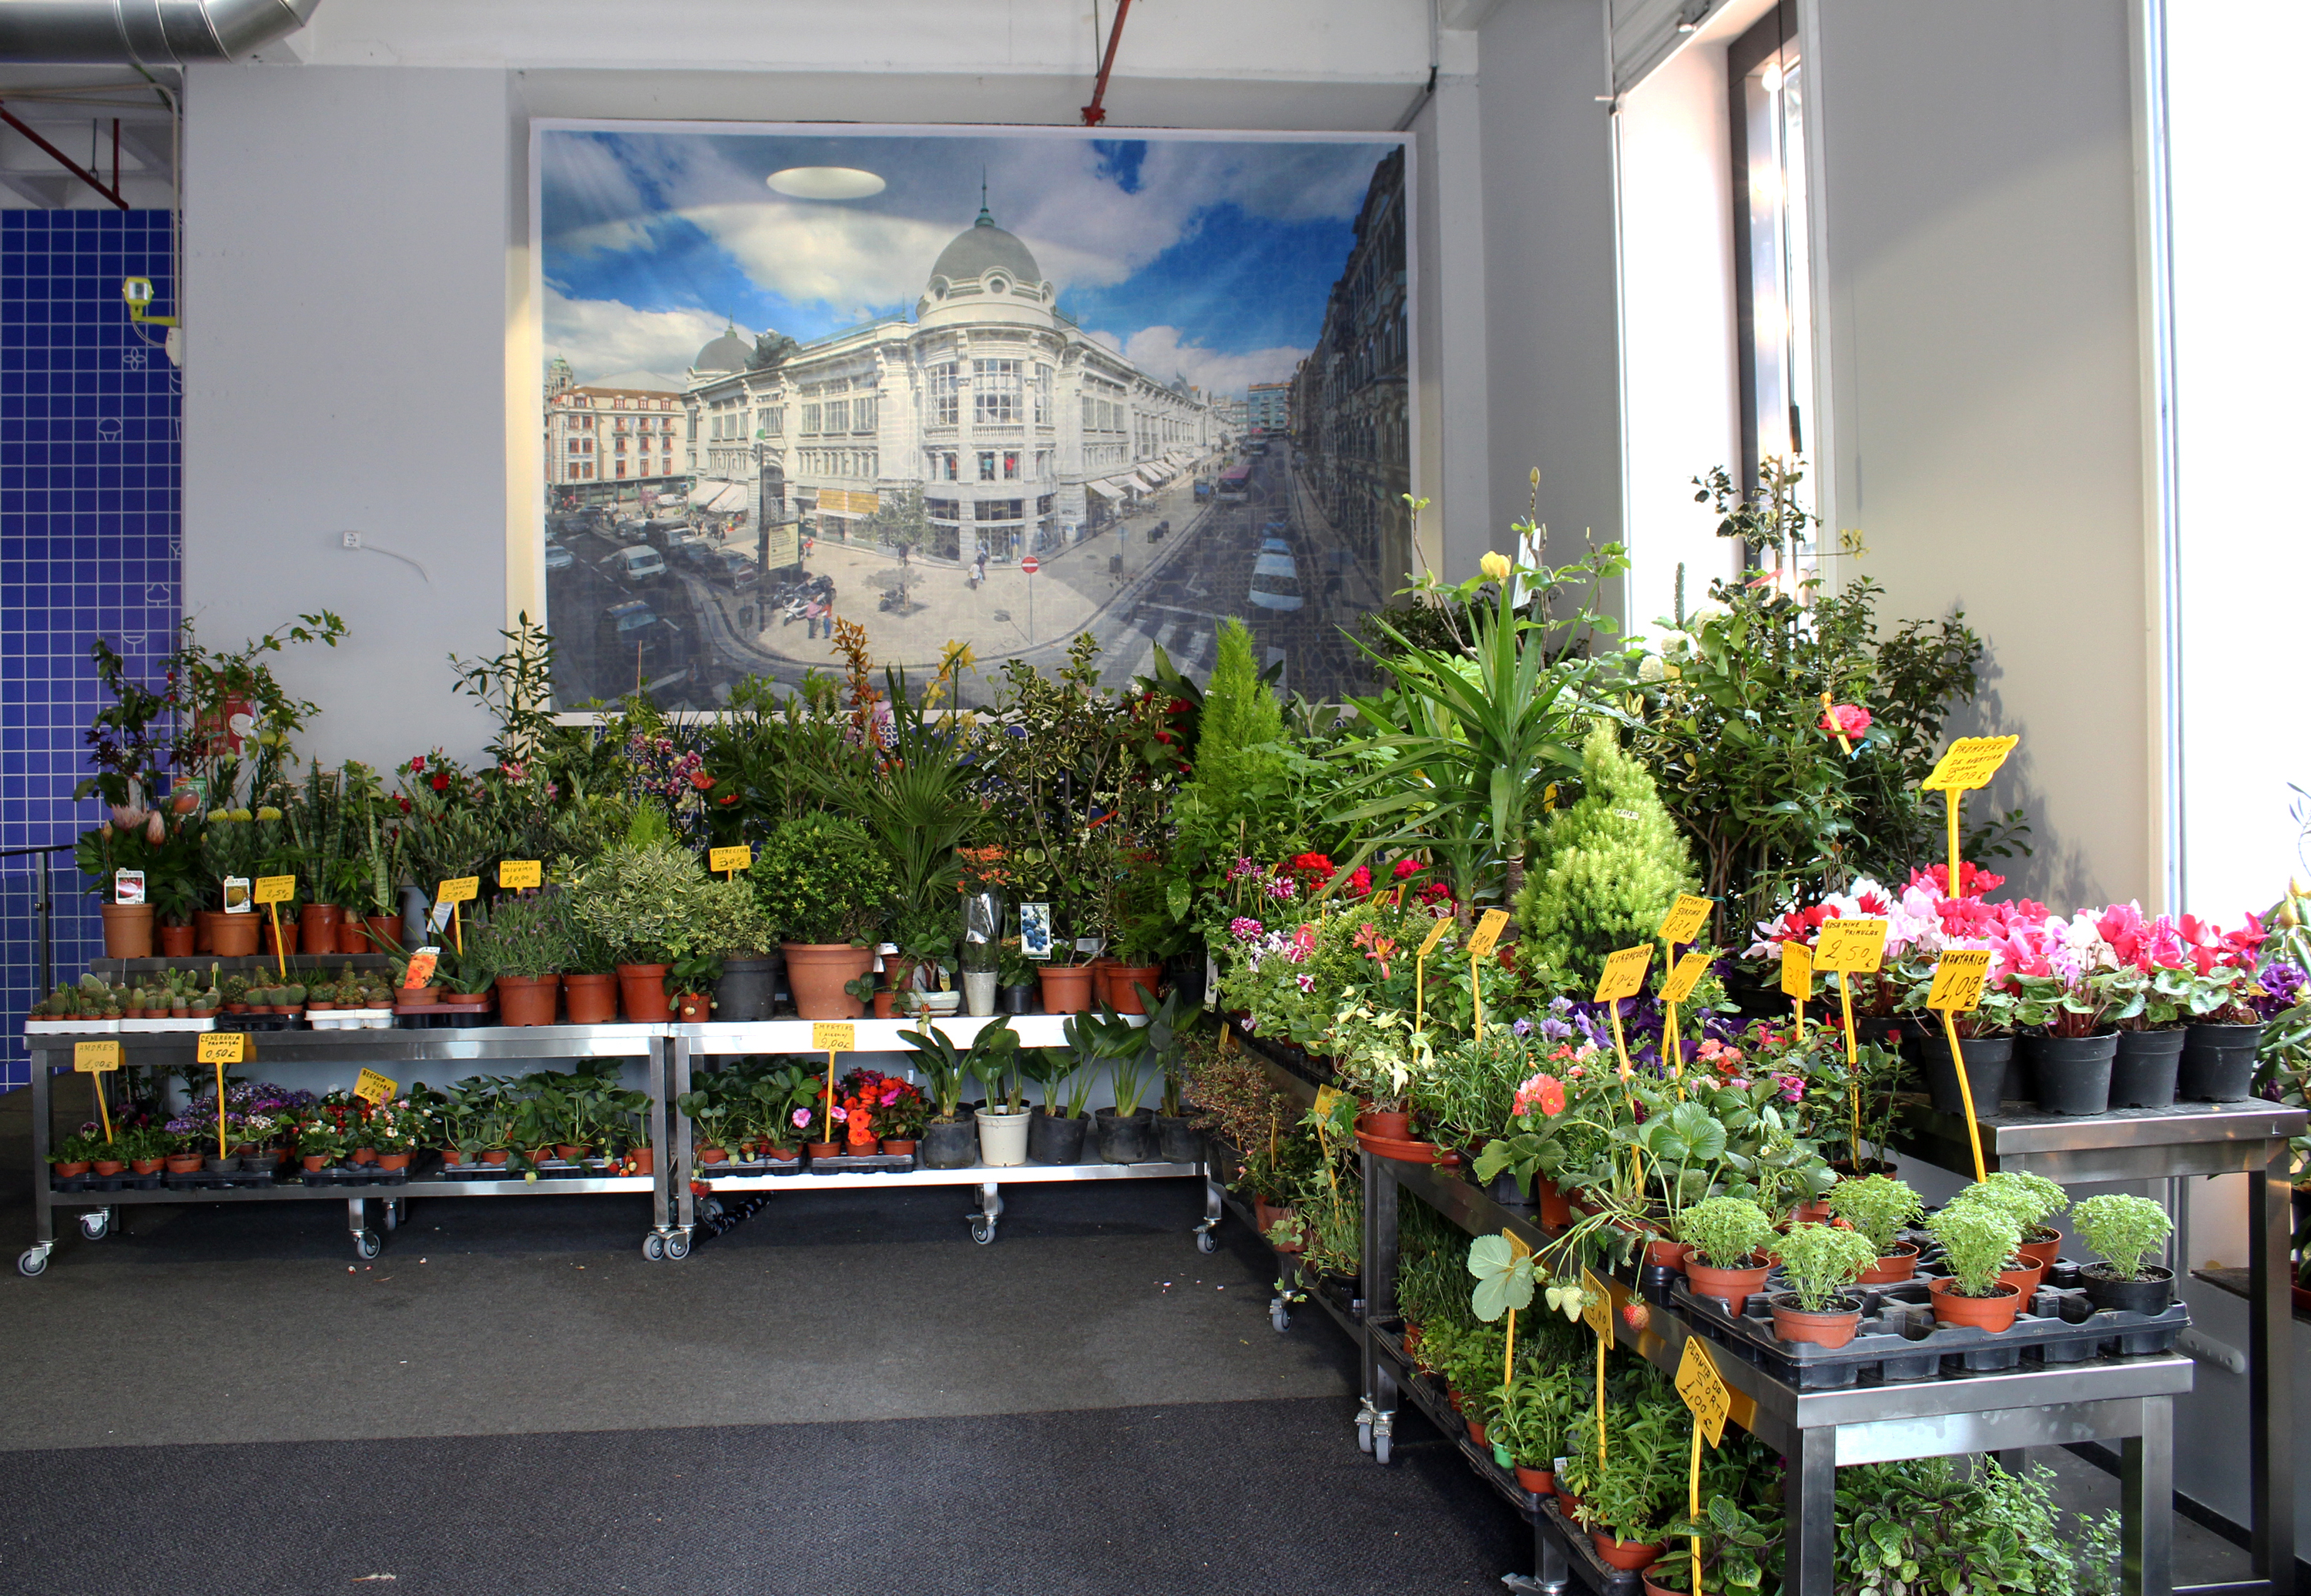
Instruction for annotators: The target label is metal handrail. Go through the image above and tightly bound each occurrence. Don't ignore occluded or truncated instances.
[0,846,71,1001]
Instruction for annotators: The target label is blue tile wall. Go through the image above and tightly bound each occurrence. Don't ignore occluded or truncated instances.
[0,210,181,1091]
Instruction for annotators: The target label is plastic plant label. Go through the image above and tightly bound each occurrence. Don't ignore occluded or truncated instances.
[1417,917,1454,959]
[812,1022,857,1052]
[222,877,252,914]
[1313,1086,1343,1119]
[497,859,542,890]
[436,876,480,906]
[354,1068,398,1105]
[72,1040,122,1074]
[1464,908,1511,959]
[1580,1269,1613,1336]
[1780,940,1813,998]
[112,869,145,906]
[1505,1228,1531,1264]
[1660,951,1711,1008]
[1922,734,2019,792]
[1656,894,1713,947]
[1675,1336,1732,1446]
[1813,918,1888,974]
[708,845,753,875]
[253,874,297,906]
[1927,948,1994,1012]
[196,1033,247,1065]
[1594,944,1653,1004]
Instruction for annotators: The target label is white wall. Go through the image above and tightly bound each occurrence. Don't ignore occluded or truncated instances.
[1808,0,2150,912]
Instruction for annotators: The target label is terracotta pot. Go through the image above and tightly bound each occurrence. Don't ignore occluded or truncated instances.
[1926,1276,2024,1331]
[881,1138,917,1155]
[781,943,877,1020]
[92,1160,124,1176]
[302,1153,329,1172]
[1102,963,1163,1014]
[1363,1110,1413,1138]
[376,1152,412,1171]
[1535,1175,1573,1230]
[1643,1238,1689,1272]
[2016,1229,2062,1272]
[210,913,261,957]
[1768,1293,1865,1347]
[263,919,300,957]
[616,963,674,1022]
[562,973,618,1024]
[364,914,404,954]
[1855,1241,1920,1284]
[1684,1253,1773,1304]
[1643,1568,1685,1596]
[1789,1195,1836,1225]
[397,986,440,1007]
[130,1158,162,1175]
[1253,1197,1303,1253]
[697,1146,730,1165]
[480,1150,510,1165]
[495,974,561,1028]
[1514,1466,1555,1496]
[165,1154,201,1174]
[1465,1419,1488,1446]
[555,1145,590,1162]
[1592,1537,1666,1574]
[1036,963,1097,1015]
[673,991,711,1021]
[307,1001,337,1013]
[351,1147,377,1165]
[882,957,920,1000]
[299,903,342,947]
[157,922,196,957]
[439,992,490,1011]
[803,1140,840,1158]
[872,988,896,1019]
[627,1148,655,1174]
[193,909,218,952]
[1353,1113,1441,1164]
[766,1147,799,1163]
[1999,1258,2046,1295]
[51,1161,90,1177]
[100,902,155,958]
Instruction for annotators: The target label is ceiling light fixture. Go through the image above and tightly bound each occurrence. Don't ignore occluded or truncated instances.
[766,166,886,200]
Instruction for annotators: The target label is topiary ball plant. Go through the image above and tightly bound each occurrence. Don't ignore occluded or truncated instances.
[753,813,897,947]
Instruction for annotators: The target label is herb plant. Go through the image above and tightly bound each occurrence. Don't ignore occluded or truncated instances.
[2069,1193,2172,1282]
[1675,1194,1776,1269]
[1773,1222,1879,1312]
[1824,1173,1924,1256]
[1925,1202,2023,1297]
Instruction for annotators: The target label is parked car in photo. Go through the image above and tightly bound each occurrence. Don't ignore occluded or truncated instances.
[709,550,760,590]
[605,544,667,584]
[666,530,716,568]
[1247,550,1303,612]
[599,599,659,674]
[544,542,574,572]
[1259,537,1291,556]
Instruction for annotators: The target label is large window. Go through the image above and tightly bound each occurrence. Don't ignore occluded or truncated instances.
[1729,5,1815,513]
[825,399,850,434]
[931,363,959,427]
[801,403,822,435]
[974,358,1021,424]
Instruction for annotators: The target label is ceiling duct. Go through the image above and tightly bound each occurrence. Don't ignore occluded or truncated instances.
[0,0,320,65]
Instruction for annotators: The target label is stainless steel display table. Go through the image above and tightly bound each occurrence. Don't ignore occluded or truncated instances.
[1365,1152,2192,1596]
[667,1018,1209,1249]
[1893,1098,2303,1596]
[21,1024,673,1272]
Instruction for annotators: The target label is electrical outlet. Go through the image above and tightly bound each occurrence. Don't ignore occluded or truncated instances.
[341,531,362,549]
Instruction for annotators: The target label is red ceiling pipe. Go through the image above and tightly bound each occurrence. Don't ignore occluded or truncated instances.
[1081,0,1135,127]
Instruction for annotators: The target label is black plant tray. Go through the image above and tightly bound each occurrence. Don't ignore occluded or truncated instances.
[1661,1262,2189,1390]
[806,1152,917,1173]
[394,1007,494,1029]
[213,1012,304,1031]
[297,1164,410,1186]
[159,1168,281,1189]
[436,1161,520,1179]
[704,1156,807,1176]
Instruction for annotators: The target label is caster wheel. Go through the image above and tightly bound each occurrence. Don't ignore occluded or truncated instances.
[665,1233,691,1261]
[354,1231,381,1261]
[1357,1420,1374,1454]
[382,1202,400,1232]
[642,1233,667,1262]
[1196,1230,1217,1254]
[1271,1304,1290,1333]
[79,1210,110,1241]
[971,1220,996,1246]
[1374,1432,1393,1466]
[17,1248,47,1277]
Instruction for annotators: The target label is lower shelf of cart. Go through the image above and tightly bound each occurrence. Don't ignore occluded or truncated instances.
[43,1175,657,1205]
[697,1158,1202,1191]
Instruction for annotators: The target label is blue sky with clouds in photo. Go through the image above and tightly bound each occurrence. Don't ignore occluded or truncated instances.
[539,128,1399,398]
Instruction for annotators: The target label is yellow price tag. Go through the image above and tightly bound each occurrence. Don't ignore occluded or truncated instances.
[1417,917,1454,960]
[1464,908,1511,959]
[1660,951,1710,1008]
[709,844,753,874]
[1922,734,2019,792]
[196,1032,247,1065]
[1927,948,1994,1012]
[72,1040,122,1074]
[252,874,296,906]
[354,1068,398,1105]
[1313,1085,1343,1118]
[1813,917,1888,974]
[1581,1268,1614,1336]
[1675,1336,1732,1446]
[1656,894,1713,947]
[498,859,542,890]
[1505,1227,1531,1265]
[813,1022,857,1051]
[436,876,480,906]
[1594,944,1654,1004]
[1780,940,1813,998]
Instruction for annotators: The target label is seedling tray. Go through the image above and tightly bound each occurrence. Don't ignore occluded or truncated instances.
[1662,1261,2188,1389]
[159,1168,281,1190]
[703,1156,807,1177]
[297,1164,411,1186]
[806,1152,917,1173]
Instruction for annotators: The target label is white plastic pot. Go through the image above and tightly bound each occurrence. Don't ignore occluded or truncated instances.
[974,1106,1031,1167]
[964,971,999,1017]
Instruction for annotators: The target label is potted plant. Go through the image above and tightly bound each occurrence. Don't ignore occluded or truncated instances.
[1579,1393,1681,1570]
[569,837,715,1022]
[958,860,1005,1018]
[468,886,575,1027]
[693,874,777,1021]
[1766,1221,1879,1346]
[901,1017,1018,1169]
[2180,947,2269,1100]
[2012,966,2120,1115]
[1923,1200,2027,1330]
[970,1023,1031,1166]
[1021,1045,1093,1163]
[755,813,897,1019]
[2070,1192,2175,1313]
[1947,1169,2069,1281]
[1826,1172,1927,1282]
[1900,962,2018,1113]
[666,952,720,1022]
[297,1118,344,1172]
[1487,1370,1572,1496]
[871,1073,927,1155]
[998,937,1041,1015]
[1072,1005,1159,1161]
[676,1078,735,1164]
[561,917,622,1025]
[1674,1194,1776,1306]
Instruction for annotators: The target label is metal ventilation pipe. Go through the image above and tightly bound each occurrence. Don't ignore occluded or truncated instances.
[0,0,320,64]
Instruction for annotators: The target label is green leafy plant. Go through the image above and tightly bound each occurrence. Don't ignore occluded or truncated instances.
[1824,1173,1924,1256]
[1773,1221,1879,1312]
[1513,722,1698,987]
[753,812,896,945]
[465,887,578,981]
[567,840,714,966]
[1947,1169,2068,1236]
[1835,1456,2119,1596]
[900,1014,1018,1123]
[1925,1201,2023,1298]
[1467,1232,1537,1322]
[1674,1194,1775,1269]
[2070,1193,2172,1282]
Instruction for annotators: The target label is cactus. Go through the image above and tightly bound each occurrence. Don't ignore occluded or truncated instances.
[282,984,307,1005]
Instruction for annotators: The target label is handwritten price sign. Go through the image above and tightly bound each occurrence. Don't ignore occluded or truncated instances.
[1675,1336,1732,1445]
[1923,735,2019,793]
[72,1041,122,1074]
[1812,918,1888,974]
[1594,944,1654,1004]
[498,859,542,890]
[1656,894,1713,947]
[812,1022,857,1052]
[1927,949,1993,1012]
[709,845,753,875]
[435,876,480,906]
[354,1068,398,1105]
[1660,951,1711,1008]
[1781,941,1813,999]
[196,1032,247,1065]
[252,875,296,906]
[1417,917,1454,959]
[1465,908,1511,959]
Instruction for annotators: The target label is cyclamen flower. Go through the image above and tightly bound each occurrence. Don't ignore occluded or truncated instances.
[791,1108,810,1128]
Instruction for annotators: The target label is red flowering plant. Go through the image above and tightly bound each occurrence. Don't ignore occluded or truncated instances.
[839,1068,927,1142]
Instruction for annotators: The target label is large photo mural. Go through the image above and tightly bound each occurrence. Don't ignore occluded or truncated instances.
[535,124,1411,709]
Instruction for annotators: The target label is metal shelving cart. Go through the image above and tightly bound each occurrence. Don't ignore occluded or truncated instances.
[666,1016,1213,1251]
[1893,1098,2305,1596]
[20,1024,676,1273]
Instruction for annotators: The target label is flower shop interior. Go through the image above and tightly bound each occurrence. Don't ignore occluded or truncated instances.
[0,1,2302,1592]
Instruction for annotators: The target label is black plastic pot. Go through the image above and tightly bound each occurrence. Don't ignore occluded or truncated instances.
[2081,1262,2173,1315]
[2109,1028,2185,1108]
[1155,1112,1202,1163]
[1002,983,1039,1015]
[2033,1033,2116,1116]
[1027,1107,1088,1164]
[714,957,780,1022]
[2179,1022,2263,1101]
[1094,1106,1156,1162]
[1923,1034,2011,1117]
[1162,950,1208,1008]
[921,1117,979,1170]
[2009,1032,2041,1105]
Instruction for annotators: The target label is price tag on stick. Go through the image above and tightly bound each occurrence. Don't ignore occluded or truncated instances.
[1656,894,1713,948]
[498,859,542,891]
[1467,909,1510,1035]
[1924,735,2018,897]
[1677,1338,1734,1596]
[197,1031,247,1159]
[1660,951,1710,1081]
[1594,945,1652,1081]
[1582,1269,1613,1470]
[709,845,752,878]
[253,874,296,980]
[1928,950,1995,1181]
[1501,1228,1532,1383]
[1414,917,1452,1034]
[1812,918,1887,974]
[75,1041,119,1141]
[354,1068,398,1106]
[1781,940,1813,1036]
